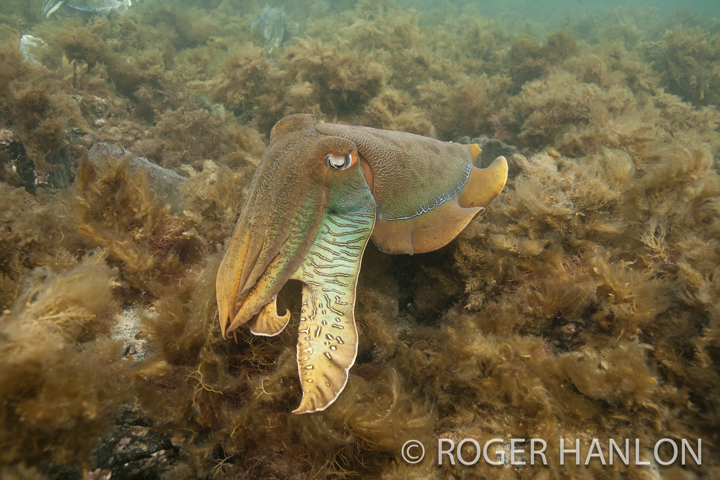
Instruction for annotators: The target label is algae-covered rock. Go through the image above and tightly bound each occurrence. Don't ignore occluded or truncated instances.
[88,142,186,211]
[93,421,176,479]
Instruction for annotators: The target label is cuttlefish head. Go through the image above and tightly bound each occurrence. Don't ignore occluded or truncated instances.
[217,114,508,414]
[216,114,373,339]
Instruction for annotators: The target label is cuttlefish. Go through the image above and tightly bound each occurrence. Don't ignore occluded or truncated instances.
[42,0,131,19]
[216,114,508,414]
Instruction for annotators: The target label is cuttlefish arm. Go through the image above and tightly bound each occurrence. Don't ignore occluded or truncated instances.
[216,114,507,414]
[289,181,375,413]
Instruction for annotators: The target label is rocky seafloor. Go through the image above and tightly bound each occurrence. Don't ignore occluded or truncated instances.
[1,0,720,479]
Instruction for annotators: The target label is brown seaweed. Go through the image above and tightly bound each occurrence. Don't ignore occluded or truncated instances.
[644,26,720,107]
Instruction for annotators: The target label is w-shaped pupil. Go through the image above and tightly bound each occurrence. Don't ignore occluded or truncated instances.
[325,154,350,170]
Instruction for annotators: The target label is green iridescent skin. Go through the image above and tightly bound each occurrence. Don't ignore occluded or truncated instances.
[289,180,375,413]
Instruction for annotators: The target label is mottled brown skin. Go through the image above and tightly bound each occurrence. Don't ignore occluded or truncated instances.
[217,114,508,413]
[316,123,508,254]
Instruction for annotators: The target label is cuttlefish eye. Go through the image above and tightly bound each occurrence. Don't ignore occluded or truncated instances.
[324,153,354,170]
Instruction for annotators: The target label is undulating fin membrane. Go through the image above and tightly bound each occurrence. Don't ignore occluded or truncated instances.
[371,155,508,255]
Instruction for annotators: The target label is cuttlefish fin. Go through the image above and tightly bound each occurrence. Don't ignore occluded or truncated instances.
[248,297,291,336]
[289,198,376,414]
[457,155,509,209]
[372,155,508,255]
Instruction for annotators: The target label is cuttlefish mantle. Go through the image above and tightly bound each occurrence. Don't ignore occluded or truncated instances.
[216,114,508,414]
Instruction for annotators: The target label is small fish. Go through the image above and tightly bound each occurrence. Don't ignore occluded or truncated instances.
[42,0,131,19]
